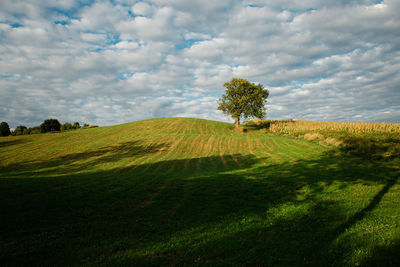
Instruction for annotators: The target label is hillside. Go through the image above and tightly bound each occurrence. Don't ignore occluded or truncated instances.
[1,118,399,266]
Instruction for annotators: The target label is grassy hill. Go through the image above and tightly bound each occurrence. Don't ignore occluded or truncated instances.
[1,118,399,266]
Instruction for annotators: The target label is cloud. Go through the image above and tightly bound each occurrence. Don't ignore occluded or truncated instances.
[131,2,153,17]
[0,0,399,128]
[70,1,128,32]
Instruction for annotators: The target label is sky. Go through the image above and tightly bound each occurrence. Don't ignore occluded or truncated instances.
[0,0,399,128]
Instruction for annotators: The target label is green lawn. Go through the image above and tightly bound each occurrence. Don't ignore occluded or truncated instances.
[1,118,399,266]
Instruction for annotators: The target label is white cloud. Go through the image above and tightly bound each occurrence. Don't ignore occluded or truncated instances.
[0,0,399,128]
[113,41,139,50]
[81,32,107,43]
[131,2,153,17]
[70,1,128,32]
[117,6,179,42]
[184,32,211,40]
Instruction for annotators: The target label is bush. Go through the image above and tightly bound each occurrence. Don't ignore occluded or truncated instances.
[28,126,41,135]
[0,122,11,136]
[40,119,61,133]
[61,122,73,131]
[72,122,81,129]
[14,125,28,135]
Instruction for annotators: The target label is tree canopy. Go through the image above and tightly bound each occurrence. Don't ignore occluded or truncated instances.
[61,122,73,131]
[14,125,28,135]
[218,78,269,128]
[0,122,11,136]
[40,119,61,133]
[73,122,81,129]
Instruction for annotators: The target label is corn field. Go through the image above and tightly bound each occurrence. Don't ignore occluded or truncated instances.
[248,119,400,135]
[246,119,400,159]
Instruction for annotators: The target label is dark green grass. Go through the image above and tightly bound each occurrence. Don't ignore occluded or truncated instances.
[0,118,399,266]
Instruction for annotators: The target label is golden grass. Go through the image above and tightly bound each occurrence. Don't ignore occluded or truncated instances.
[265,120,400,135]
[304,133,324,141]
[246,119,400,159]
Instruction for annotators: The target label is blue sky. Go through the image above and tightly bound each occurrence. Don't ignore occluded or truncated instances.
[0,0,399,128]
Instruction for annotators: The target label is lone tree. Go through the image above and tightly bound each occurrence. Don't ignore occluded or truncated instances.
[218,78,269,128]
[0,122,11,136]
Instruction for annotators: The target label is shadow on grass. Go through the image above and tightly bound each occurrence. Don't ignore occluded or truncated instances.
[0,150,399,266]
[334,177,398,234]
[0,139,29,148]
[360,238,400,266]
[0,140,169,175]
[339,134,400,160]
[244,119,295,131]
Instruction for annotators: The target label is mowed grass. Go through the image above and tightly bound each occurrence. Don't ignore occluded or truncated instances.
[0,118,399,266]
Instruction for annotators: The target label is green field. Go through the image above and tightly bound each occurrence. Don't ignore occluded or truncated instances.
[1,118,399,266]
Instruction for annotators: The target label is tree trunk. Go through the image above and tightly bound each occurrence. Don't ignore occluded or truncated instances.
[235,117,240,128]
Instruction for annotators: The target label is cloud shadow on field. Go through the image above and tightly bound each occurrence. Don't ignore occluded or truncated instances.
[0,147,399,266]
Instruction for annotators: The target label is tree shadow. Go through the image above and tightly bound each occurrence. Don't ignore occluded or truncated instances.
[0,140,169,176]
[244,119,296,131]
[360,238,400,266]
[137,152,398,265]
[0,139,29,148]
[0,149,399,266]
[337,134,400,160]
[334,177,398,235]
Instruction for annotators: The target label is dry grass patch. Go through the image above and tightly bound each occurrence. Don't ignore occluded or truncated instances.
[304,133,324,141]
[324,137,344,147]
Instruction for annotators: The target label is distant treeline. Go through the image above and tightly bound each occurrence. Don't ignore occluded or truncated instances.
[0,119,96,136]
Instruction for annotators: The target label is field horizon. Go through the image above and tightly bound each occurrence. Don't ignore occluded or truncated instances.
[1,117,399,266]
